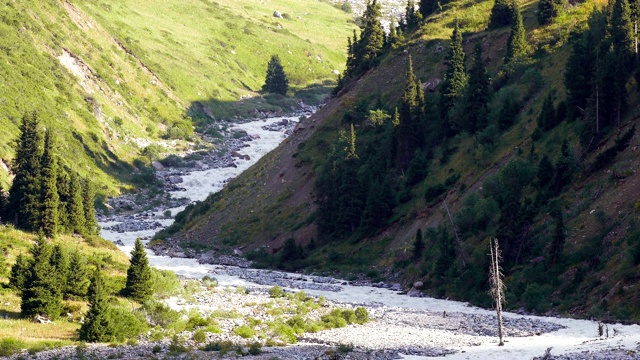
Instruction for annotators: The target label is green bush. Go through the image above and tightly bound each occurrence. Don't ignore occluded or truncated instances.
[0,338,26,356]
[186,312,210,330]
[142,300,182,327]
[269,285,285,298]
[233,324,255,338]
[522,283,553,313]
[248,342,262,355]
[269,321,297,344]
[192,329,207,343]
[151,269,182,298]
[354,307,369,324]
[107,307,148,341]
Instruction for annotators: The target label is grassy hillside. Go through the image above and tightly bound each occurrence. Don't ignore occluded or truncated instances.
[159,0,640,321]
[0,0,356,195]
[76,0,357,120]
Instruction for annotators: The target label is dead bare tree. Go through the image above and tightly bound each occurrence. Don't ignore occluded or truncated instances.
[489,237,506,346]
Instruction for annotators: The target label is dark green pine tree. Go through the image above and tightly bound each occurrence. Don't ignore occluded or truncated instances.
[412,228,425,261]
[124,238,153,303]
[439,21,467,133]
[549,205,566,264]
[21,234,63,319]
[356,0,384,67]
[50,244,69,297]
[360,180,391,234]
[9,253,30,292]
[8,112,43,231]
[40,130,59,238]
[537,92,557,131]
[67,172,86,235]
[504,4,528,64]
[537,0,562,25]
[82,179,99,235]
[397,55,425,168]
[79,268,114,342]
[462,41,491,133]
[419,0,438,17]
[536,155,554,190]
[403,0,423,32]
[262,55,289,95]
[564,30,598,121]
[66,250,90,299]
[489,0,516,28]
[56,170,72,233]
[599,0,635,127]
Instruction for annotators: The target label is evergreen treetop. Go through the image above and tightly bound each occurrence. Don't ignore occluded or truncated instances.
[40,130,59,238]
[439,21,467,131]
[462,41,491,133]
[20,234,63,319]
[504,5,528,64]
[9,112,43,231]
[124,238,153,302]
[262,55,289,95]
[489,0,517,28]
[79,268,114,342]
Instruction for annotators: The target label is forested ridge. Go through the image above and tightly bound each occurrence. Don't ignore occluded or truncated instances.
[163,0,640,320]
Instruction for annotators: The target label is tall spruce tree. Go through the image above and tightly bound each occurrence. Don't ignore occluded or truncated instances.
[420,0,438,17]
[397,55,425,168]
[403,0,423,32]
[462,41,491,133]
[413,228,425,260]
[67,172,86,234]
[489,0,516,28]
[56,170,72,233]
[66,250,90,299]
[537,93,557,131]
[9,253,30,292]
[262,55,289,95]
[537,0,562,25]
[50,244,69,297]
[8,112,43,231]
[82,179,99,235]
[358,0,384,66]
[21,234,63,319]
[504,4,528,64]
[124,238,153,302]
[439,21,467,133]
[40,130,59,238]
[79,268,113,342]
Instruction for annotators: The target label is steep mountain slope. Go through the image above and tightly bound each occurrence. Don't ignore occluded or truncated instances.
[159,0,640,320]
[0,0,356,194]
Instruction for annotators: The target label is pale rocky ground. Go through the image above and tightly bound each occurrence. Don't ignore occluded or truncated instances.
[7,278,568,360]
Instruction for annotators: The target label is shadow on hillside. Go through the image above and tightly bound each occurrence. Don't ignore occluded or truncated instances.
[187,82,335,124]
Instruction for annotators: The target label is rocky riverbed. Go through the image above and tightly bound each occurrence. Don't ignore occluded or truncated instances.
[8,277,569,360]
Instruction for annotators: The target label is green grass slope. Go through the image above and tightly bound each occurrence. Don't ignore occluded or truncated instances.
[0,0,356,195]
[159,0,640,321]
[76,0,357,120]
[0,0,187,193]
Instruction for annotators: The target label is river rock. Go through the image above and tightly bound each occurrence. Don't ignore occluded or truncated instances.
[168,175,183,184]
[413,281,424,289]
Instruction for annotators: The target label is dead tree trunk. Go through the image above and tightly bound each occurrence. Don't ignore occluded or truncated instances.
[489,237,505,346]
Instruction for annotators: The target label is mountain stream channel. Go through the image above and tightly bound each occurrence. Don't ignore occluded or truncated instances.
[89,112,640,360]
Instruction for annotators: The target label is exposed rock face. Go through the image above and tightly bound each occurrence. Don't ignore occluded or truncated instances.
[273,11,282,18]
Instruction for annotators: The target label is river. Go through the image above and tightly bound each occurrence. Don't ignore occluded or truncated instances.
[99,116,640,359]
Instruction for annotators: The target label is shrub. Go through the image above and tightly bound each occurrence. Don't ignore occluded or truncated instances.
[234,324,255,339]
[151,268,181,299]
[269,321,297,344]
[0,338,26,356]
[168,335,189,355]
[186,312,210,330]
[248,342,262,355]
[107,307,148,341]
[269,285,285,298]
[355,307,369,324]
[192,329,207,343]
[142,300,182,327]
